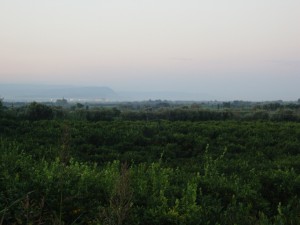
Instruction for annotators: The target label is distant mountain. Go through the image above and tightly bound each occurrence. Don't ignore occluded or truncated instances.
[0,84,118,101]
[0,84,215,102]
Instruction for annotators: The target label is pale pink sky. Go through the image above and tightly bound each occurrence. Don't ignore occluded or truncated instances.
[0,0,299,100]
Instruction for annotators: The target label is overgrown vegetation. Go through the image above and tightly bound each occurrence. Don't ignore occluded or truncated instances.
[0,100,300,224]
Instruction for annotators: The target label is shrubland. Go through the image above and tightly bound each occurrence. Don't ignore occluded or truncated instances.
[0,100,300,224]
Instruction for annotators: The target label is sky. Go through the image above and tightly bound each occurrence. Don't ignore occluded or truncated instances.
[0,0,300,101]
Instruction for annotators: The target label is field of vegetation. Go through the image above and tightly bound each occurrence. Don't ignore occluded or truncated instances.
[0,99,300,224]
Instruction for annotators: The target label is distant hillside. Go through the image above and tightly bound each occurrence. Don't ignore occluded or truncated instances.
[0,84,215,102]
[0,84,118,101]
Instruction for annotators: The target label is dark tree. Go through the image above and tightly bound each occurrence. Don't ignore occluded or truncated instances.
[26,102,54,120]
[0,98,3,115]
[76,103,84,109]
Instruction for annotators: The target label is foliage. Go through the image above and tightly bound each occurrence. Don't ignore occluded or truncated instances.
[1,102,300,224]
[26,102,54,120]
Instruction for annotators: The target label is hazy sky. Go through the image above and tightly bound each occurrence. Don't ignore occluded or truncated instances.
[0,0,299,100]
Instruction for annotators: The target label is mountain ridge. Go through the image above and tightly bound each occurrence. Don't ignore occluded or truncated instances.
[0,83,214,102]
[0,84,117,101]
